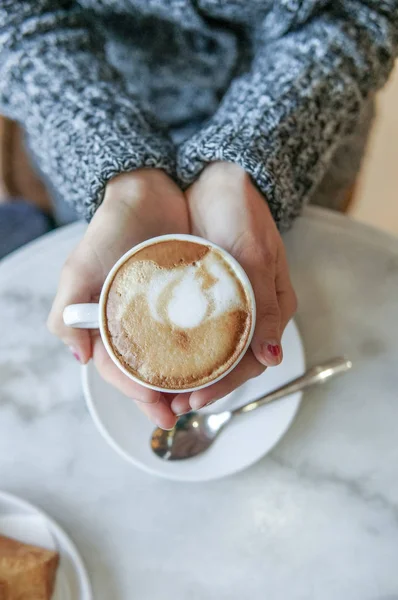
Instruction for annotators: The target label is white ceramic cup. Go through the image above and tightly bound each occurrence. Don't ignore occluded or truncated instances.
[63,234,256,393]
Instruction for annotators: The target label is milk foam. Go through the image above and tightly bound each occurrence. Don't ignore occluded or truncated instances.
[206,258,242,317]
[167,268,208,328]
[115,252,244,329]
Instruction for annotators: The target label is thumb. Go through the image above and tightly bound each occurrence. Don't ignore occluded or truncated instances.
[238,246,282,367]
[47,256,94,364]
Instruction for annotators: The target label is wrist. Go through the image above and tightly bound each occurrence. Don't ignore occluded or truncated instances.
[200,161,247,182]
[102,168,172,210]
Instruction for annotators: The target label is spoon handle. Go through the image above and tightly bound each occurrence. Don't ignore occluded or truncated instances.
[232,357,352,417]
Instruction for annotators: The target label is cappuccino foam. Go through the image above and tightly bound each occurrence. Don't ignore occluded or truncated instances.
[104,240,252,390]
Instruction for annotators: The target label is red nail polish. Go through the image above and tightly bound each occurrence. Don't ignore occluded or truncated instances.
[69,346,81,362]
[267,344,281,357]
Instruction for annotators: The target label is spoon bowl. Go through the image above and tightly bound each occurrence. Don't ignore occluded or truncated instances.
[151,411,232,460]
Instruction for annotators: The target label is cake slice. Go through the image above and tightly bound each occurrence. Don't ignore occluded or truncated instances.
[0,534,59,600]
[0,580,9,600]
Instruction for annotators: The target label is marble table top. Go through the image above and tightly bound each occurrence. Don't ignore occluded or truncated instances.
[0,206,397,599]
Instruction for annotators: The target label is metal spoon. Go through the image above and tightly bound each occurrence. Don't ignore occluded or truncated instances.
[151,357,352,461]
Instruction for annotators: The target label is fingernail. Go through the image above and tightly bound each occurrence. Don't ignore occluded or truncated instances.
[267,344,281,357]
[68,346,81,363]
[189,399,213,411]
[261,342,282,365]
[189,399,204,411]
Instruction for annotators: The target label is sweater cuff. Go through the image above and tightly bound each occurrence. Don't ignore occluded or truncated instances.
[177,124,300,232]
[25,91,176,221]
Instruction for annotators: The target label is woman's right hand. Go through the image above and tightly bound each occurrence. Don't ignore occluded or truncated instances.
[47,169,189,430]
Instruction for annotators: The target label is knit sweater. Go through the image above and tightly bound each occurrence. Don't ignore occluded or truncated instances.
[0,1,397,229]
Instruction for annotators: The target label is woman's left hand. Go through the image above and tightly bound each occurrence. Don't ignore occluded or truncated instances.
[171,162,297,415]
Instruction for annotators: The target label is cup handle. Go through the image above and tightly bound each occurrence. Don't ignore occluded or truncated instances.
[63,304,100,329]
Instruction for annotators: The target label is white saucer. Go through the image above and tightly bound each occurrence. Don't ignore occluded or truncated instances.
[83,320,305,482]
[0,491,92,599]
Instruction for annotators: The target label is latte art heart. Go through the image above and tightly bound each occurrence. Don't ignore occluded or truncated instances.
[161,270,210,329]
[104,239,252,390]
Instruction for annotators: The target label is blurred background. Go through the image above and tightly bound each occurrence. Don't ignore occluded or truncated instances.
[351,61,398,235]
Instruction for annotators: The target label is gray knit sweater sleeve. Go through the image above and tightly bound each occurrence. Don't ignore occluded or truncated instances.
[0,0,176,220]
[178,1,398,230]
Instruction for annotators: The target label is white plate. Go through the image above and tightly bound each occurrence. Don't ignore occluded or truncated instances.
[0,491,92,599]
[83,320,305,482]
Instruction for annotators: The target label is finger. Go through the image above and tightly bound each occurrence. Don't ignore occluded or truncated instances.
[276,249,298,335]
[136,396,177,430]
[170,393,192,416]
[188,350,265,411]
[92,337,160,404]
[47,253,98,364]
[233,237,282,367]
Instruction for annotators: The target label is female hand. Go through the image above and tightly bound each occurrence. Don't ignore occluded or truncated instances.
[48,169,189,430]
[171,162,297,415]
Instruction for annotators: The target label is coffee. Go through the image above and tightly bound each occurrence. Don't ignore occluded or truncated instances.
[104,239,252,390]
